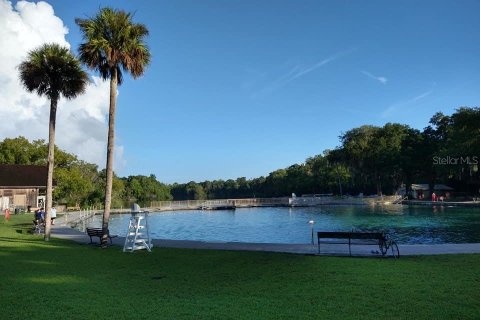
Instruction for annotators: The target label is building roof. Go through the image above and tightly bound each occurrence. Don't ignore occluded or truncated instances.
[398,184,454,192]
[411,184,454,191]
[0,164,50,188]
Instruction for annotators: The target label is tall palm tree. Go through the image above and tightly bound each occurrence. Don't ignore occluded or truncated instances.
[19,43,88,241]
[76,8,151,247]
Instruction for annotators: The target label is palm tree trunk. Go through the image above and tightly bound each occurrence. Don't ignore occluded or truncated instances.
[102,68,118,247]
[44,98,57,241]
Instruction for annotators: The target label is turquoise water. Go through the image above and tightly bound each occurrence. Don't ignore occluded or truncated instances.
[89,205,480,244]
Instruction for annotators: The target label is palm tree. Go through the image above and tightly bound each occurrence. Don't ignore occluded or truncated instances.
[19,44,88,241]
[76,8,151,247]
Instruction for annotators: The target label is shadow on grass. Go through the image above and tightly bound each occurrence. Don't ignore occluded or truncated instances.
[0,236,79,250]
[13,222,34,227]
[0,236,47,245]
[16,228,38,235]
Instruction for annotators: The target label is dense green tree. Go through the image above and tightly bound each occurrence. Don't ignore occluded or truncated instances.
[18,43,88,241]
[374,123,411,194]
[186,182,207,200]
[233,178,247,198]
[262,169,288,197]
[340,125,381,194]
[434,107,480,194]
[306,152,351,195]
[93,169,127,208]
[54,163,96,207]
[211,180,228,198]
[250,176,266,198]
[399,128,424,197]
[0,137,34,164]
[77,8,151,247]
[284,164,306,195]
[339,123,413,195]
[448,107,480,156]
[124,175,172,206]
[422,112,451,193]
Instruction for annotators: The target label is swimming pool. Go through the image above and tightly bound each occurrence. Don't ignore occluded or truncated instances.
[86,205,480,245]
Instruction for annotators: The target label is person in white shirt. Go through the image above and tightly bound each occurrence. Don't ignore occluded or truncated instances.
[51,207,57,225]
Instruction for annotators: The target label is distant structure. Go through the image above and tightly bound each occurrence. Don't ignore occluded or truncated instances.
[0,164,51,211]
[397,184,454,200]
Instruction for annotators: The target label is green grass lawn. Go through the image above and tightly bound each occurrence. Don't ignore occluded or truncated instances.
[1,215,479,320]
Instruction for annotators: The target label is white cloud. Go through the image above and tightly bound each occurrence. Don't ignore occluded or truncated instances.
[0,0,124,170]
[361,70,388,84]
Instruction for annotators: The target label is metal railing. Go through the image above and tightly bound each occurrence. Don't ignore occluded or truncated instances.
[289,195,403,206]
[63,207,97,228]
[62,195,404,224]
[150,197,289,210]
[392,195,408,204]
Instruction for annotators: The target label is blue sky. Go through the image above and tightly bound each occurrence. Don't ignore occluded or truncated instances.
[12,0,480,183]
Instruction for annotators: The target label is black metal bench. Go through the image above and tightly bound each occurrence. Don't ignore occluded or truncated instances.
[86,227,118,244]
[317,231,399,258]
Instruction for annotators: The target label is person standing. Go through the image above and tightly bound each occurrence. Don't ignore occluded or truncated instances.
[51,207,57,225]
[39,208,45,222]
[34,208,44,228]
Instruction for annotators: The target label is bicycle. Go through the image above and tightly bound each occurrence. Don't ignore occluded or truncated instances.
[379,234,400,258]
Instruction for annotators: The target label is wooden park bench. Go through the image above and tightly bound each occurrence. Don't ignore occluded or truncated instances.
[317,231,399,258]
[86,227,118,245]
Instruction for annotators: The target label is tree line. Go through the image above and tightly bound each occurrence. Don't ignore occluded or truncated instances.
[2,107,479,205]
[173,107,480,199]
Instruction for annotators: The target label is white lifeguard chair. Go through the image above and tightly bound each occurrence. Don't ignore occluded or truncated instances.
[123,203,153,252]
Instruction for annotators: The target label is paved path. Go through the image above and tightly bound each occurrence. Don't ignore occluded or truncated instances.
[50,216,480,256]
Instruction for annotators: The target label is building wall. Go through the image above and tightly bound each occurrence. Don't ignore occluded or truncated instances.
[0,188,39,209]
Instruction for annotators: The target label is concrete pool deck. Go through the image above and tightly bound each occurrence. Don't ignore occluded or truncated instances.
[50,217,480,256]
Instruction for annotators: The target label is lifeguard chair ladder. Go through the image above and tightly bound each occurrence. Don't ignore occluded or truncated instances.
[123,204,152,252]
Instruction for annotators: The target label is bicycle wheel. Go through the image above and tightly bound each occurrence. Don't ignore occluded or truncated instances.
[390,241,400,258]
[379,240,388,256]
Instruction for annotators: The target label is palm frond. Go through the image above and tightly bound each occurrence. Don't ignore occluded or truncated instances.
[18,43,88,100]
[76,7,151,85]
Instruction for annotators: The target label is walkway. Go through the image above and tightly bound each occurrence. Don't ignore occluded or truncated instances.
[50,216,480,256]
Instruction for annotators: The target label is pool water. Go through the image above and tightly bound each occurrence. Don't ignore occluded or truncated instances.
[87,205,480,245]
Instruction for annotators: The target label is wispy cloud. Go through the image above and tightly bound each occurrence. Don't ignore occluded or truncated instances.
[286,49,356,83]
[250,49,355,98]
[411,89,433,102]
[381,83,436,118]
[361,70,388,84]
[289,54,342,81]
